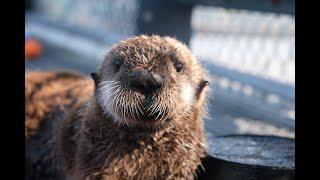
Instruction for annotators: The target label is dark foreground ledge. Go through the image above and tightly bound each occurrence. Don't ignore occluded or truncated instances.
[197,135,295,180]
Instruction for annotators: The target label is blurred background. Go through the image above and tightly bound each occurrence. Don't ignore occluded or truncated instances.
[25,0,295,144]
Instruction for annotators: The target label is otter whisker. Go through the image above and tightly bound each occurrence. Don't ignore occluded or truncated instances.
[98,84,119,93]
[159,106,169,122]
[98,81,119,85]
[132,93,143,119]
[136,100,145,116]
[100,84,119,98]
[148,95,162,116]
[150,104,160,117]
[127,91,136,120]
[155,109,163,121]
[146,93,159,112]
[160,104,168,121]
[123,94,131,119]
[104,87,121,111]
[154,101,165,120]
[147,103,157,114]
[148,102,159,116]
[114,89,124,113]
[98,83,119,99]
[117,90,125,114]
[98,84,115,112]
[122,93,131,125]
[99,83,121,113]
[99,85,117,94]
[118,90,129,127]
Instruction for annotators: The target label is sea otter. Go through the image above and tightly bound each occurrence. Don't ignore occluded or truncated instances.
[25,35,209,180]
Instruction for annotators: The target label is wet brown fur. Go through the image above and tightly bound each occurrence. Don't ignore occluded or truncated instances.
[25,35,209,180]
[25,70,94,138]
[25,70,94,179]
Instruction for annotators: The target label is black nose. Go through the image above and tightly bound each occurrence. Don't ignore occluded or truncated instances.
[128,71,162,95]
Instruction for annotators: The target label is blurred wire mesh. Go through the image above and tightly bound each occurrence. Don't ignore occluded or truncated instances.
[25,0,295,138]
[190,6,295,137]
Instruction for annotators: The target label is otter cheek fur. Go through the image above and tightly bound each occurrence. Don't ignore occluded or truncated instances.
[26,35,209,180]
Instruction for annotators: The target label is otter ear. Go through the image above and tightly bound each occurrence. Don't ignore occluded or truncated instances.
[196,80,209,99]
[90,73,100,87]
[200,80,209,88]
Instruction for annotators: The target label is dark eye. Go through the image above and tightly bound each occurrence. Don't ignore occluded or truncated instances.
[114,57,122,71]
[175,63,183,72]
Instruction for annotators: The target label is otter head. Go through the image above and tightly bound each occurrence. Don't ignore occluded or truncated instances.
[91,35,209,128]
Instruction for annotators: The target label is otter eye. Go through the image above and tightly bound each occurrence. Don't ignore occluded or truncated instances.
[175,63,183,72]
[114,57,122,71]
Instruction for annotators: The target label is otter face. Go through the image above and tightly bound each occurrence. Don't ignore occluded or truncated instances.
[93,35,208,127]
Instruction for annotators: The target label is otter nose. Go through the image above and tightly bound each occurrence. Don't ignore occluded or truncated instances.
[128,71,161,95]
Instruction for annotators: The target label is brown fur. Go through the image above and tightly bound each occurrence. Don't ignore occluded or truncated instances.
[25,70,94,179]
[25,35,209,180]
[25,70,94,137]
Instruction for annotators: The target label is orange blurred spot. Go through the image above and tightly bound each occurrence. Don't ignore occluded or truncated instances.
[25,38,43,60]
